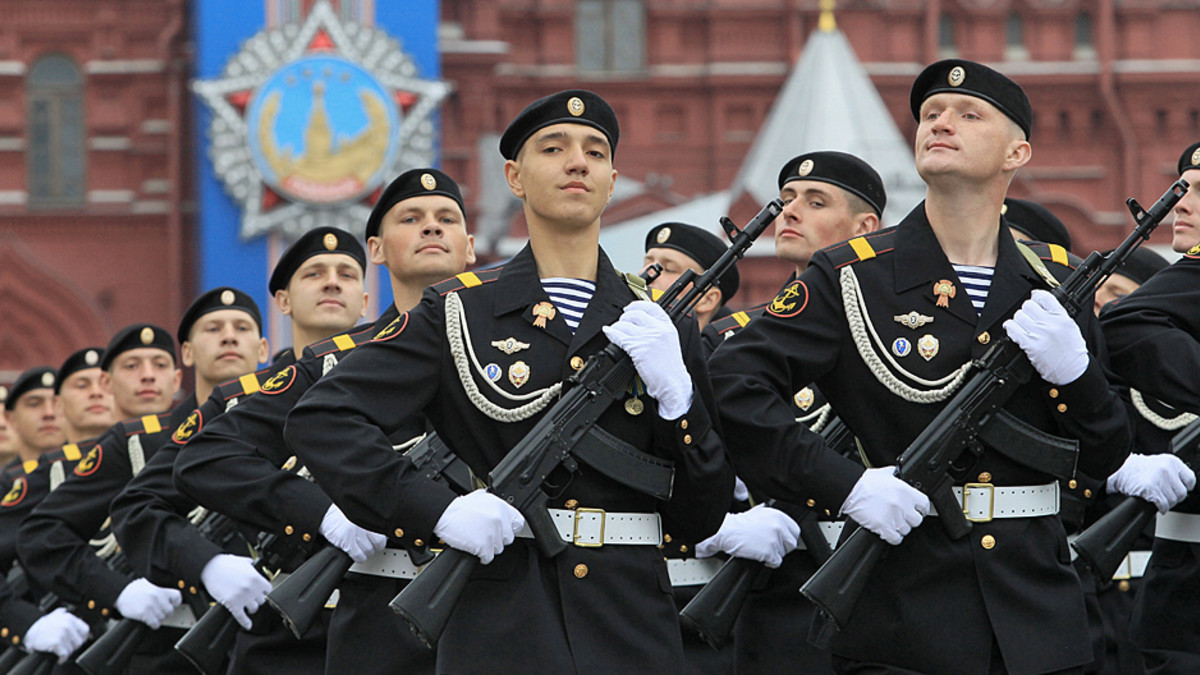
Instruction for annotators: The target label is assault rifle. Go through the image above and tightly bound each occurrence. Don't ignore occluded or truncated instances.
[388,199,784,648]
[800,179,1189,630]
[1071,417,1200,582]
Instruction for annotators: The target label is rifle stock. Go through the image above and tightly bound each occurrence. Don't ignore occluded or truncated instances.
[7,651,54,675]
[74,619,145,675]
[265,545,351,639]
[173,604,241,675]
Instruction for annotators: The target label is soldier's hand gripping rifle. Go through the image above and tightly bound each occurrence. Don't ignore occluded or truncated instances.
[388,199,784,649]
[799,179,1189,631]
[1071,417,1200,582]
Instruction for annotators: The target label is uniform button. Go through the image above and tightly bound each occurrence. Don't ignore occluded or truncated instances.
[805,498,816,508]
[1084,489,1093,498]
[1056,403,1067,413]
[683,434,692,445]
[981,534,996,550]
[394,528,404,538]
[663,534,672,543]
[825,509,832,517]
[2,628,8,638]
[11,636,18,645]
[977,332,990,345]
[189,586,198,595]
[574,564,588,579]
[1068,480,1078,490]
[414,539,424,547]
[1117,580,1131,593]
[570,356,584,371]
[284,525,294,535]
[87,600,95,610]
[302,533,312,542]
[178,580,186,589]
[679,544,688,553]
[1049,388,1059,399]
[564,499,579,510]
[680,419,688,430]
[977,472,992,483]
[101,608,109,616]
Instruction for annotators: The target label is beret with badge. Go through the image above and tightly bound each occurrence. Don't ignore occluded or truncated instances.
[100,324,175,372]
[910,59,1033,141]
[177,287,262,344]
[644,222,739,303]
[6,366,57,411]
[1178,141,1200,175]
[499,89,620,161]
[779,151,887,217]
[269,227,366,295]
[1003,198,1072,251]
[365,168,465,240]
[55,348,105,394]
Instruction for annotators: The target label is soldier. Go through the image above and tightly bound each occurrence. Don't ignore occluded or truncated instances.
[711,60,1131,673]
[283,90,732,674]
[3,367,64,464]
[1098,141,1200,674]
[642,222,739,330]
[116,229,370,675]
[174,178,471,674]
[1004,197,1072,250]
[54,348,114,443]
[178,287,270,402]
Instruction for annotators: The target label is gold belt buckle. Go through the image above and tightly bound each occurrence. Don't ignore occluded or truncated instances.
[962,483,995,523]
[573,507,606,547]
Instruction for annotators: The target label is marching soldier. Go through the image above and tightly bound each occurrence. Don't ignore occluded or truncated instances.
[3,367,64,464]
[1098,141,1200,674]
[54,348,114,444]
[283,90,733,674]
[642,222,739,330]
[711,60,1131,673]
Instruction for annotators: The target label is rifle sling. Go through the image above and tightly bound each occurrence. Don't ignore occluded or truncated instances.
[572,425,675,501]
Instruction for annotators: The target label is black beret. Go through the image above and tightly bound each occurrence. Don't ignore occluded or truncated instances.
[100,324,175,371]
[499,89,619,161]
[269,227,367,294]
[644,222,739,303]
[778,151,886,217]
[1112,247,1169,286]
[55,348,105,394]
[1178,142,1200,175]
[177,287,262,343]
[1003,198,1072,250]
[910,59,1032,140]
[6,366,56,411]
[365,168,466,240]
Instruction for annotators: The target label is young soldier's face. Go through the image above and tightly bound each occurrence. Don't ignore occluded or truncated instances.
[776,180,872,270]
[1171,168,1200,253]
[277,254,368,336]
[641,247,703,292]
[102,348,181,418]
[7,390,64,452]
[1093,274,1142,317]
[915,93,1029,184]
[370,195,475,285]
[505,123,617,231]
[56,368,114,438]
[183,310,268,386]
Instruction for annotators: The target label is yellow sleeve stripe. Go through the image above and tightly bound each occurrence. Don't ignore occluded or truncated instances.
[239,374,261,395]
[24,460,39,474]
[62,444,81,461]
[1048,244,1069,267]
[849,237,876,261]
[142,415,162,434]
[333,334,356,351]
[457,272,482,288]
[733,311,751,327]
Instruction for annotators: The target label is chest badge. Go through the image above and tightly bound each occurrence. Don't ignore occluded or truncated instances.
[894,311,934,330]
[794,387,815,411]
[491,337,531,355]
[918,334,940,361]
[484,363,502,382]
[532,302,557,329]
[932,280,956,308]
[892,337,912,358]
[508,361,530,388]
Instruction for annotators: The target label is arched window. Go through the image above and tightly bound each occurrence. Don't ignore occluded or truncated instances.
[27,54,85,207]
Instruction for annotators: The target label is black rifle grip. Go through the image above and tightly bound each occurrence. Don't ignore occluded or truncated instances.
[389,547,478,649]
[74,619,147,675]
[174,605,239,675]
[265,545,352,639]
[7,651,55,675]
[678,556,765,649]
[800,524,888,631]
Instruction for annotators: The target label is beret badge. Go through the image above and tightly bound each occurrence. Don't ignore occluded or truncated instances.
[140,327,155,345]
[567,96,585,117]
[798,159,814,177]
[656,227,671,244]
[323,232,338,251]
[1191,147,1200,167]
[220,289,235,306]
[420,173,437,190]
[948,66,966,87]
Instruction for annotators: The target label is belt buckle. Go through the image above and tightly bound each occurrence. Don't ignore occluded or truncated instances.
[573,507,606,547]
[962,483,994,523]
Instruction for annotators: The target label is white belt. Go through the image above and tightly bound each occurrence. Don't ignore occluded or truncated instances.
[929,483,1060,521]
[348,548,422,580]
[1156,511,1200,543]
[796,521,844,550]
[1113,551,1152,580]
[160,604,197,630]
[667,558,724,587]
[516,508,662,547]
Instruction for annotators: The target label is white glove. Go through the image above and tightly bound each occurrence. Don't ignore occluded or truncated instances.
[840,467,930,546]
[200,554,272,630]
[319,504,388,563]
[433,489,525,565]
[114,578,182,629]
[23,608,89,663]
[602,300,693,419]
[695,504,801,568]
[1003,289,1089,385]
[732,476,751,503]
[1107,453,1197,513]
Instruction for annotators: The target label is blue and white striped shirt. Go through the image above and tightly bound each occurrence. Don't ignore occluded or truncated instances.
[541,278,596,333]
[951,264,994,314]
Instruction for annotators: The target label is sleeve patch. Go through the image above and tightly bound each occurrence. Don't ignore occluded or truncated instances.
[75,444,103,477]
[2,478,26,507]
[171,409,203,445]
[372,313,409,342]
[260,365,297,395]
[766,280,809,318]
[239,373,261,396]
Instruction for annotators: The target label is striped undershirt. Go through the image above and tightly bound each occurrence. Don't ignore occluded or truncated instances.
[541,278,596,333]
[951,264,994,314]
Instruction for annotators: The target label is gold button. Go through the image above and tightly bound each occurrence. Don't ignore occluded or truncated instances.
[977,332,990,345]
[12,636,18,645]
[1068,480,1078,490]
[977,472,992,483]
[1084,489,1093,498]
[680,419,688,430]
[564,499,579,510]
[2,628,8,638]
[87,600,95,609]
[414,539,424,547]
[189,586,198,595]
[1049,388,1059,399]
[805,498,816,508]
[981,534,996,550]
[679,544,688,553]
[394,528,404,538]
[683,434,692,445]
[1056,403,1067,413]
[101,608,109,616]
[663,534,672,543]
[302,533,312,542]
[570,356,584,371]
[178,580,186,589]
[825,509,832,517]
[284,525,294,535]
[1117,580,1131,593]
[574,564,588,578]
